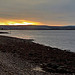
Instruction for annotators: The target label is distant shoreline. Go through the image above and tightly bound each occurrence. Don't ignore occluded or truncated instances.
[0,25,75,30]
[0,35,75,74]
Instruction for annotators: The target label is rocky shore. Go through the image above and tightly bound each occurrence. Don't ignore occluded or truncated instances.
[0,35,75,75]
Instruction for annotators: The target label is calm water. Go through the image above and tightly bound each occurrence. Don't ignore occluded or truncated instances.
[0,30,75,52]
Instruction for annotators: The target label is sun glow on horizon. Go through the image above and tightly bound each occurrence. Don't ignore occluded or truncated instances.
[0,19,43,25]
[0,18,66,26]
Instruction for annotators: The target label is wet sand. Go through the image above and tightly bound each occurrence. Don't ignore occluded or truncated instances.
[0,35,75,75]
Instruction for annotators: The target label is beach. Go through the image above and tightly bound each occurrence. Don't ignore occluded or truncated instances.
[0,35,75,75]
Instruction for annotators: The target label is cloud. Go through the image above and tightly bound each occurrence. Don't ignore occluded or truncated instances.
[0,0,75,25]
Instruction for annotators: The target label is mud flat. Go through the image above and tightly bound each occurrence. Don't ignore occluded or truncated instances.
[0,35,75,75]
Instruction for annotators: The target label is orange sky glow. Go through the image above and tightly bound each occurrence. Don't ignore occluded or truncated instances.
[0,19,43,25]
[0,18,66,26]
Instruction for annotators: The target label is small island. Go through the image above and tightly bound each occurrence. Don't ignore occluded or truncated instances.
[0,32,9,34]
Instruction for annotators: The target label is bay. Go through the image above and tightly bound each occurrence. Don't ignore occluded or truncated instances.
[0,30,75,52]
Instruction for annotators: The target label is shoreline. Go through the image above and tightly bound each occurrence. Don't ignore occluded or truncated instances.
[0,35,75,74]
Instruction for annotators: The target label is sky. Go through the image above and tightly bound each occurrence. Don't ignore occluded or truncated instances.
[0,0,75,26]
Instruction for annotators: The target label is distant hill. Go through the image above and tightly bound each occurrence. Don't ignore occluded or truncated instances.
[0,25,75,30]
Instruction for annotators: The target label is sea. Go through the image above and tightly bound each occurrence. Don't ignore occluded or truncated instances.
[0,30,75,52]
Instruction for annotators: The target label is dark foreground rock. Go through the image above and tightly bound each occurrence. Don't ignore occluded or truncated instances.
[0,35,75,75]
